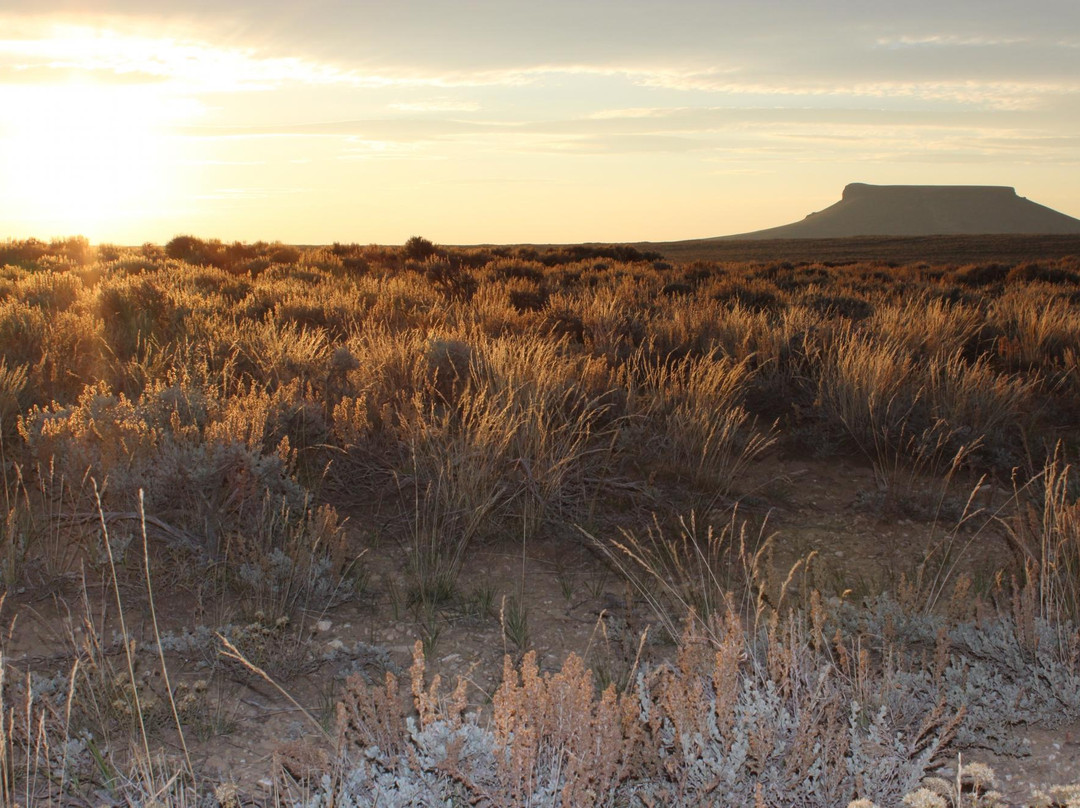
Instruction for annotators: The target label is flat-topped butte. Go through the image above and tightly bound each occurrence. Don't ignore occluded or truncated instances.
[725,183,1080,238]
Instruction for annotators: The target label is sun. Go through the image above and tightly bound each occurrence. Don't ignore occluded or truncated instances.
[1,79,180,240]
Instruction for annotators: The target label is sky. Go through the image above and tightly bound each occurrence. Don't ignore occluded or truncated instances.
[1,1,1078,245]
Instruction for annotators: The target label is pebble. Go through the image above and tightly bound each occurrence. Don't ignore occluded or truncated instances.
[327,639,345,651]
[316,619,333,632]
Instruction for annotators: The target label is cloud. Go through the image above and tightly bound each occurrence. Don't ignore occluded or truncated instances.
[389,98,481,113]
[588,107,686,120]
[0,21,338,90]
[0,17,535,94]
[177,118,505,140]
[337,139,445,161]
[2,7,1076,116]
[875,35,1030,48]
[163,99,1078,170]
[194,186,310,201]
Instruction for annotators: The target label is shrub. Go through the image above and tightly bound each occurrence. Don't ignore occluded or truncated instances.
[507,285,548,312]
[164,234,208,264]
[403,235,438,261]
[269,244,302,265]
[807,293,875,321]
[622,353,775,493]
[1006,263,1080,286]
[96,274,190,365]
[320,610,967,807]
[954,263,1009,288]
[423,257,477,301]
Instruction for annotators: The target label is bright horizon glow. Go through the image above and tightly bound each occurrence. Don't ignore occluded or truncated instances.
[1,4,1078,245]
[1,78,195,237]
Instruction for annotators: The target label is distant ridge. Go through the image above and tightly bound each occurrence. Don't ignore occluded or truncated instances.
[725,183,1080,239]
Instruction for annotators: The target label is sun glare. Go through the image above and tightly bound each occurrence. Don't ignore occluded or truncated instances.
[1,78,185,240]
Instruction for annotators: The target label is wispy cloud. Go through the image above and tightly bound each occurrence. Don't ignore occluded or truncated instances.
[588,107,688,120]
[165,102,1079,166]
[0,23,341,90]
[0,18,535,92]
[338,139,444,161]
[195,186,310,200]
[389,98,481,113]
[626,72,1079,110]
[875,34,1030,48]
[2,14,1074,117]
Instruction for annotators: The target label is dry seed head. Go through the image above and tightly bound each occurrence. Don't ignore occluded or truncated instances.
[215,782,240,808]
[960,761,997,789]
[922,777,952,797]
[1048,785,1080,807]
[1028,791,1054,808]
[902,788,948,808]
[111,697,132,715]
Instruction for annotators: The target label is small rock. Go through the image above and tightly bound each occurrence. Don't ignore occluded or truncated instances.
[327,639,345,651]
[316,619,333,633]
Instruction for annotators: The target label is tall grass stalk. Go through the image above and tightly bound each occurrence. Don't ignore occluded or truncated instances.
[1005,444,1080,624]
[139,490,195,786]
[94,480,155,780]
[584,510,777,647]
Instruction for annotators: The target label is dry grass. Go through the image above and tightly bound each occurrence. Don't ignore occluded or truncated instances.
[0,236,1078,804]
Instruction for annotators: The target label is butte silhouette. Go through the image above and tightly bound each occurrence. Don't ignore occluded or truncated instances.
[726,183,1080,239]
